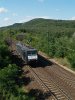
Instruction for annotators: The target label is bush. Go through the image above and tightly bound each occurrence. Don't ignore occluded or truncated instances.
[0,64,19,93]
[67,51,75,68]
[0,42,11,68]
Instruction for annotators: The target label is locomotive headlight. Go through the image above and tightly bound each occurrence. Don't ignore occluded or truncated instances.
[28,55,38,60]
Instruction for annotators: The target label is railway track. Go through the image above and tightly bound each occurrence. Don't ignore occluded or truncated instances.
[27,65,71,100]
[44,65,75,99]
[27,66,57,100]
[45,65,75,88]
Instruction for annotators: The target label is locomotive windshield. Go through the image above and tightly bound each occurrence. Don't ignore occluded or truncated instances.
[27,50,37,56]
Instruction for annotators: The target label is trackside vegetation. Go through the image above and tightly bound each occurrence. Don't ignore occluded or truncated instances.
[0,38,35,99]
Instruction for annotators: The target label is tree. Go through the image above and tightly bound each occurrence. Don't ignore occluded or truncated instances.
[0,64,19,94]
[0,43,11,68]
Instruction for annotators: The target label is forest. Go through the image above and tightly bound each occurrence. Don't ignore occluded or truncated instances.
[0,18,75,99]
[1,18,75,69]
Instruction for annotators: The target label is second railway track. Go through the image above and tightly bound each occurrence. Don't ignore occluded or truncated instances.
[45,65,75,88]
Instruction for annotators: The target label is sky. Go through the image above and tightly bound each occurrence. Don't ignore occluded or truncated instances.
[0,0,75,27]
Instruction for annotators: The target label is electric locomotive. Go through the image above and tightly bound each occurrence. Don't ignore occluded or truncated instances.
[16,42,38,64]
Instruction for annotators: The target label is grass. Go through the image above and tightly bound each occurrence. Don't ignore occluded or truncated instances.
[53,57,72,69]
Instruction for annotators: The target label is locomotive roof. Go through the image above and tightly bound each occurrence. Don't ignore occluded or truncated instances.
[16,42,37,51]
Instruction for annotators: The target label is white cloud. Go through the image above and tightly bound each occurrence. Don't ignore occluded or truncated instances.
[1,18,15,27]
[0,7,8,13]
[12,13,18,16]
[19,16,50,23]
[38,16,50,19]
[4,17,10,21]
[70,16,75,20]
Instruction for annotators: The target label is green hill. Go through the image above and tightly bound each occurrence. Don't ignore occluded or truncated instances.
[1,18,75,35]
[13,18,75,35]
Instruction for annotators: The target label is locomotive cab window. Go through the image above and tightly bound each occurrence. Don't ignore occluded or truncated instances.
[27,50,37,55]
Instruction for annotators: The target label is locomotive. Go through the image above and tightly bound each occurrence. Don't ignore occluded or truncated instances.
[16,42,38,64]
